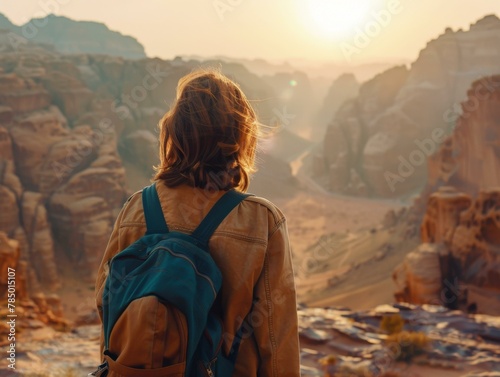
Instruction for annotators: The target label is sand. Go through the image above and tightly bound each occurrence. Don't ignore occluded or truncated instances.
[272,189,410,310]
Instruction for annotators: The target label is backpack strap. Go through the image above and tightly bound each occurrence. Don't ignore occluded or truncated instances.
[192,190,251,248]
[142,183,169,234]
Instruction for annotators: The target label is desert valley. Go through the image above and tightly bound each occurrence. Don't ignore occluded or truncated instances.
[0,7,499,377]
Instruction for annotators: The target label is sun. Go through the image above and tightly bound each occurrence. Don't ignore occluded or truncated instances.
[307,0,372,38]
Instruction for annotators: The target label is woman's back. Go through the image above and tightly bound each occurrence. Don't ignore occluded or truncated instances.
[95,182,300,376]
[95,68,300,376]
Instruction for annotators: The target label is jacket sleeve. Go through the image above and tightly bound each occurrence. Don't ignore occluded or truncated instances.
[252,217,301,376]
[95,204,124,358]
[94,196,144,358]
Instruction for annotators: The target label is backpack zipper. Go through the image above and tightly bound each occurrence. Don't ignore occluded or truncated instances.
[155,246,217,298]
[205,324,223,377]
[205,357,217,377]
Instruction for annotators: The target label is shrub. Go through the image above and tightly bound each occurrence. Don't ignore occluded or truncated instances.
[380,314,404,335]
[319,355,337,377]
[386,331,431,362]
[319,355,337,366]
[335,364,372,377]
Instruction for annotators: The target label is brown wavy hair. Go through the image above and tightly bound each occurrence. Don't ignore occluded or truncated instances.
[154,69,259,191]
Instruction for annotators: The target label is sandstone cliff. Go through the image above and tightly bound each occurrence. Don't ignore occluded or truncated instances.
[427,75,500,195]
[316,15,500,198]
[0,38,129,329]
[394,76,500,315]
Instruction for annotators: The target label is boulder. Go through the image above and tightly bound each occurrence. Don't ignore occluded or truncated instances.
[421,187,472,244]
[397,186,500,312]
[393,243,446,305]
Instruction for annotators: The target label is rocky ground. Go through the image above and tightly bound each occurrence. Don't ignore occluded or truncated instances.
[299,303,500,376]
[3,303,499,376]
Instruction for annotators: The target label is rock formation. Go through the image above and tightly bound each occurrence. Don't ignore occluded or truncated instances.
[0,232,20,288]
[0,72,51,113]
[394,76,500,314]
[21,191,59,289]
[314,73,359,141]
[395,187,500,314]
[447,189,500,291]
[0,231,69,343]
[427,75,500,195]
[0,40,129,327]
[9,106,70,191]
[40,71,94,122]
[420,187,472,244]
[316,15,500,197]
[318,66,409,195]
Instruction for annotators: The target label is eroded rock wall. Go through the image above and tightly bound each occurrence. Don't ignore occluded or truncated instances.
[394,75,500,314]
[318,15,500,198]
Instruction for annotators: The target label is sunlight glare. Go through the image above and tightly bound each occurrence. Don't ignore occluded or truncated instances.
[307,0,372,38]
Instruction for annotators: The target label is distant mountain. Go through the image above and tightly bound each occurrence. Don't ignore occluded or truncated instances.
[181,54,406,82]
[0,13,146,59]
[0,13,16,31]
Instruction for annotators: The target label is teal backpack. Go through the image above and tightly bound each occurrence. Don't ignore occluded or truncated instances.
[91,184,251,377]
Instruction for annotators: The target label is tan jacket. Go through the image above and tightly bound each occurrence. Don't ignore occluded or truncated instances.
[95,181,300,376]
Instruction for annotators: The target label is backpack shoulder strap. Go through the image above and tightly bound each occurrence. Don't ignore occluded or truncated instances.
[142,183,169,234]
[192,190,251,247]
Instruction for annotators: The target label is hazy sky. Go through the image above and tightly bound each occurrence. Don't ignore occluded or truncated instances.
[1,0,499,64]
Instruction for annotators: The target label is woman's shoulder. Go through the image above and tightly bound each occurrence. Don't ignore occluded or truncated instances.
[243,194,285,220]
[115,185,286,234]
[238,193,287,235]
[115,188,146,226]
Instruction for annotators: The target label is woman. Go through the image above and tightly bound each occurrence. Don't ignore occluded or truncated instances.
[95,69,300,376]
